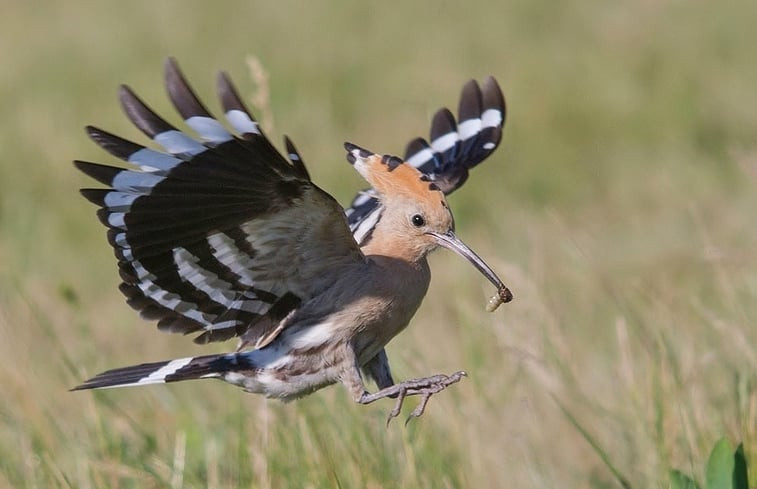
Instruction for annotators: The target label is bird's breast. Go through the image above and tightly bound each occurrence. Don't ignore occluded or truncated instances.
[350,256,431,364]
[275,256,431,366]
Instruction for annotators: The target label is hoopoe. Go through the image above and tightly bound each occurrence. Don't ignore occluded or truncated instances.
[72,58,512,422]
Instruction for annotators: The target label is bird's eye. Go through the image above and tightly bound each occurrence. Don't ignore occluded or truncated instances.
[411,214,425,227]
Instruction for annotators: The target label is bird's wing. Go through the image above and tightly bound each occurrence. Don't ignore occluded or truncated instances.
[77,58,364,347]
[345,77,506,246]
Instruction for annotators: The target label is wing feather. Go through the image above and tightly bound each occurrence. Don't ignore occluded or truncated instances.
[80,59,363,345]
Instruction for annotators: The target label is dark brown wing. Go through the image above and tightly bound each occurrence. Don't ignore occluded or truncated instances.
[77,58,363,346]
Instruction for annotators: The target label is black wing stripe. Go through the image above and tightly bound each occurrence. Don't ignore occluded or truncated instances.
[131,252,225,314]
[175,239,270,313]
[429,108,460,164]
[345,188,381,246]
[122,251,257,339]
[482,76,506,128]
[351,206,382,246]
[174,245,242,307]
[119,84,207,156]
[457,79,484,126]
[75,160,165,192]
[217,71,261,137]
[79,189,128,209]
[124,260,214,327]
[119,85,175,138]
[206,231,261,289]
[456,80,485,158]
[478,76,506,152]
[165,58,233,145]
[404,138,437,173]
[214,72,302,179]
[345,190,376,219]
[283,136,310,180]
[88,127,184,174]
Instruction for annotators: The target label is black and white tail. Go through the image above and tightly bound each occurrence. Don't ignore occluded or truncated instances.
[71,353,252,391]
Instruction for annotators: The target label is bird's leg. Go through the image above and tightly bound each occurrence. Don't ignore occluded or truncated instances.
[358,371,467,425]
[363,349,396,393]
[341,346,466,424]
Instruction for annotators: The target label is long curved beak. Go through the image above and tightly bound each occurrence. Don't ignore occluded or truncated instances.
[427,230,513,310]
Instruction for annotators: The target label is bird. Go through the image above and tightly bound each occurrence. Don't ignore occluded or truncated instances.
[72,58,512,423]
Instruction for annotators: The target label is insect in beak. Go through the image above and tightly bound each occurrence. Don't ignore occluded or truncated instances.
[426,230,513,311]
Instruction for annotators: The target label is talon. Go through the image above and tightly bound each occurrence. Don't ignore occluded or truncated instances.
[405,393,433,425]
[385,387,407,427]
[361,371,468,425]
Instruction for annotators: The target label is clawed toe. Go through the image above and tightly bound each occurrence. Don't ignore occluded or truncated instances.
[365,371,467,426]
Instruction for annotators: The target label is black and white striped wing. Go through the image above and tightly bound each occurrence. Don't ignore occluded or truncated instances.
[77,58,363,346]
[346,77,506,245]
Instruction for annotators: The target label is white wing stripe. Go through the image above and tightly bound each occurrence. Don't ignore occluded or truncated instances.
[457,118,483,140]
[481,108,503,128]
[351,191,374,208]
[225,110,261,135]
[173,247,239,307]
[128,147,183,172]
[207,232,257,288]
[104,191,140,210]
[131,259,210,324]
[153,130,206,155]
[352,207,381,246]
[112,170,165,193]
[430,132,458,154]
[121,247,133,261]
[205,320,239,331]
[406,147,434,168]
[108,212,126,228]
[114,232,129,248]
[186,116,233,144]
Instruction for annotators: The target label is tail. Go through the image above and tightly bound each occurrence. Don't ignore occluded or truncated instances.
[71,353,252,391]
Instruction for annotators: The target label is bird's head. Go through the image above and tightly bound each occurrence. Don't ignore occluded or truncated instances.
[345,143,512,306]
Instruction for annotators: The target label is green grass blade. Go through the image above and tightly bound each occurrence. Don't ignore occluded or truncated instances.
[670,469,701,489]
[732,443,749,489]
[552,394,632,489]
[706,438,734,489]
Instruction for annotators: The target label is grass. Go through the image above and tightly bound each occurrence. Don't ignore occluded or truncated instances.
[1,0,755,487]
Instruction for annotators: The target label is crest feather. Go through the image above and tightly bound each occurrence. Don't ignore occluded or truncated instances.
[344,143,442,201]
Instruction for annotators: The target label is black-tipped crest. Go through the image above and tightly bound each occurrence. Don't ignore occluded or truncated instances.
[380,154,403,171]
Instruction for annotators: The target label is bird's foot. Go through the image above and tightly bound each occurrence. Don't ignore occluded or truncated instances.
[359,371,467,426]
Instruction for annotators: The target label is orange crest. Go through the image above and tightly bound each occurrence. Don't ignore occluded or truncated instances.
[344,142,443,204]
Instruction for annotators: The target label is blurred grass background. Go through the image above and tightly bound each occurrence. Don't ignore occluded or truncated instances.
[1,1,755,487]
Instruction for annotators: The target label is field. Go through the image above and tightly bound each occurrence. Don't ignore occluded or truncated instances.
[0,1,755,487]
